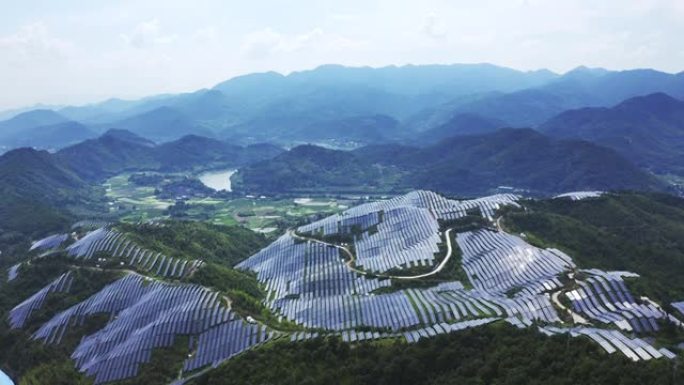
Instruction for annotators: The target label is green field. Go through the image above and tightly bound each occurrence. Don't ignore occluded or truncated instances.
[104,172,361,234]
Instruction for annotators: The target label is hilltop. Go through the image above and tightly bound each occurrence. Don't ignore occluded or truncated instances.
[234,129,663,195]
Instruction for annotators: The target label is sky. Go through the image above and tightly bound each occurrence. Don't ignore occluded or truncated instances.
[1,0,683,110]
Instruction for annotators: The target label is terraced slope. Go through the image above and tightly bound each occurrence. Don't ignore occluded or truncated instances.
[5,191,684,385]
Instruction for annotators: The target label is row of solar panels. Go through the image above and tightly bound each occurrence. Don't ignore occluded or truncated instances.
[457,229,574,296]
[566,274,665,333]
[354,206,441,273]
[21,273,266,385]
[8,271,73,328]
[66,227,203,279]
[540,326,676,362]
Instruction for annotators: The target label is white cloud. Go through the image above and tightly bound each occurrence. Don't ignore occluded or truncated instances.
[192,26,218,43]
[240,28,364,60]
[0,22,74,66]
[421,13,447,39]
[120,19,177,48]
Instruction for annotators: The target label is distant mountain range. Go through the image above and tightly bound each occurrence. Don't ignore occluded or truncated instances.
[55,130,284,181]
[0,109,97,150]
[540,93,684,174]
[2,63,682,152]
[233,128,663,196]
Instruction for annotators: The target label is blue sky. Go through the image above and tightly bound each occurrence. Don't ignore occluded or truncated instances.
[1,0,683,109]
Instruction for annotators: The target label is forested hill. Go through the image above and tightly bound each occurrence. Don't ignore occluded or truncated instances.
[56,130,284,181]
[0,148,104,234]
[233,129,664,196]
[540,93,684,174]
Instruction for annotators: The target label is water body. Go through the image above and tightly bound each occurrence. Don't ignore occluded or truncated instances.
[198,169,236,192]
[0,370,14,385]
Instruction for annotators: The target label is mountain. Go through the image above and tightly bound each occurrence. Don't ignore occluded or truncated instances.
[0,148,102,233]
[415,113,508,144]
[288,115,399,144]
[2,121,97,150]
[446,68,684,127]
[56,130,160,181]
[234,128,662,195]
[540,93,684,174]
[56,130,284,181]
[396,129,662,195]
[154,135,284,172]
[0,109,68,133]
[100,128,156,147]
[0,110,95,150]
[5,64,684,148]
[231,144,399,193]
[106,106,213,142]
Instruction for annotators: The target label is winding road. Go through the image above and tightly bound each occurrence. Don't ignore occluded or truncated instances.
[290,228,455,280]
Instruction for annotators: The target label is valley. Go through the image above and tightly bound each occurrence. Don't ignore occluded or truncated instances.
[2,59,684,385]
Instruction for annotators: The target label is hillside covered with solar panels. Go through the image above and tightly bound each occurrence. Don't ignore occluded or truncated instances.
[1,189,684,384]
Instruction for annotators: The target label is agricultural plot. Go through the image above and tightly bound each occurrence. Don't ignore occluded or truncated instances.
[105,172,349,232]
[66,227,204,279]
[565,272,665,332]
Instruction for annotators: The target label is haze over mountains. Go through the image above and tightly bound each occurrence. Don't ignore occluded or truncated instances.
[233,129,661,196]
[541,93,684,174]
[1,62,684,211]
[2,63,683,150]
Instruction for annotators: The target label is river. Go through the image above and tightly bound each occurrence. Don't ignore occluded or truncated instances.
[198,169,236,192]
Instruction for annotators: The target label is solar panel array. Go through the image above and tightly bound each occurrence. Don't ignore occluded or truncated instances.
[183,319,270,372]
[8,271,73,328]
[403,317,500,343]
[29,233,69,251]
[540,326,676,361]
[239,209,562,334]
[298,191,520,275]
[287,317,501,344]
[71,219,110,230]
[354,206,441,272]
[672,302,684,317]
[298,191,520,237]
[7,263,20,282]
[30,273,268,384]
[553,191,604,201]
[66,227,203,279]
[456,229,575,296]
[10,189,681,384]
[565,273,665,333]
